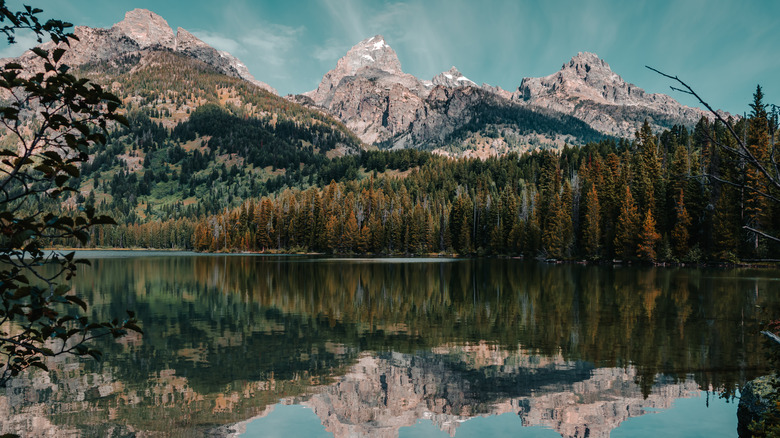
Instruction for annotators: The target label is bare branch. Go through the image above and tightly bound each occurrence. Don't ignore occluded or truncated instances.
[705,174,780,204]
[647,66,780,192]
[744,227,780,244]
[762,330,780,347]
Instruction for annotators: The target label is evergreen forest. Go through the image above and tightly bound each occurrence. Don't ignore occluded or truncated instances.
[53,86,778,263]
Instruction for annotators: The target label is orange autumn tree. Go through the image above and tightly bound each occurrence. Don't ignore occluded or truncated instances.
[637,209,661,262]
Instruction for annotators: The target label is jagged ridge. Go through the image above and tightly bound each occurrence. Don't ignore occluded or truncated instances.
[6,8,276,94]
[300,39,725,150]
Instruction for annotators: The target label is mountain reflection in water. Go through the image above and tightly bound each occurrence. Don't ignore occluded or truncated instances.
[0,254,777,437]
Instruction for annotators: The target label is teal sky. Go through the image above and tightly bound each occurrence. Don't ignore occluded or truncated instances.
[2,0,777,115]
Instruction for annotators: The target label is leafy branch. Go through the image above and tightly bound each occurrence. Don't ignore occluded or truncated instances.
[0,2,138,388]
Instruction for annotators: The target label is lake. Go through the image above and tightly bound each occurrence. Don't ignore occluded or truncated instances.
[1,253,779,437]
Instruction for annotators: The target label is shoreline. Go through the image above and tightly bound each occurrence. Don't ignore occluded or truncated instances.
[44,247,780,269]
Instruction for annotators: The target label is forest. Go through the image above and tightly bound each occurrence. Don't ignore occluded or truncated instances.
[66,86,779,263]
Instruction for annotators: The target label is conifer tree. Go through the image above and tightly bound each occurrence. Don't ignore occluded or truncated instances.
[635,121,661,213]
[744,85,771,254]
[342,210,359,253]
[387,209,404,253]
[560,181,574,256]
[357,223,371,253]
[542,193,564,258]
[583,185,601,259]
[325,215,341,253]
[712,187,738,260]
[637,209,661,262]
[671,189,692,258]
[523,195,542,256]
[368,214,384,253]
[499,187,518,249]
[614,186,640,260]
[256,199,275,250]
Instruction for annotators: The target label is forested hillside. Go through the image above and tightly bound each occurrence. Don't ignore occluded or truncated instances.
[7,33,773,263]
[68,87,778,262]
[19,51,364,224]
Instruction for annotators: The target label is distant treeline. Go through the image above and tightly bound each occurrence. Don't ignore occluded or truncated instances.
[76,89,779,262]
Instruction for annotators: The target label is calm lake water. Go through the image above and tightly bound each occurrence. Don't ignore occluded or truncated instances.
[1,253,779,437]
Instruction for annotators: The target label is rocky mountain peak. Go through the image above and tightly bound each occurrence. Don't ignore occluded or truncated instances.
[303,35,423,106]
[5,9,277,95]
[514,51,717,137]
[431,66,476,88]
[112,9,175,49]
[556,51,625,93]
[515,50,632,106]
[339,35,402,76]
[564,52,610,74]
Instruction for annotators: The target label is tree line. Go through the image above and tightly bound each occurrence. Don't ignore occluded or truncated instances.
[74,87,778,262]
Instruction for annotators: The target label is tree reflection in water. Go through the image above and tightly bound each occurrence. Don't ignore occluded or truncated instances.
[0,255,777,437]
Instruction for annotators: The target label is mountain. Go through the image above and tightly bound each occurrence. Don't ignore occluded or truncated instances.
[300,35,431,145]
[1,9,363,224]
[300,38,724,150]
[0,9,736,230]
[303,35,427,106]
[514,52,716,137]
[299,349,701,438]
[8,8,277,94]
[298,35,605,152]
[431,66,477,88]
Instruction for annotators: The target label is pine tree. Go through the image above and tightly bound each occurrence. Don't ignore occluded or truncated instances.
[671,189,692,258]
[450,194,473,254]
[582,185,601,259]
[560,181,574,256]
[637,208,661,262]
[635,121,661,213]
[500,186,518,249]
[744,85,771,254]
[325,214,341,253]
[614,186,640,260]
[523,195,541,256]
[542,192,564,258]
[342,210,359,253]
[712,187,738,261]
[357,223,371,253]
[387,208,404,253]
[368,213,384,253]
[256,199,275,250]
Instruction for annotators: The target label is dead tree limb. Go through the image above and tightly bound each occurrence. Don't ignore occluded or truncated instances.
[762,331,780,347]
[646,66,780,193]
[648,66,780,244]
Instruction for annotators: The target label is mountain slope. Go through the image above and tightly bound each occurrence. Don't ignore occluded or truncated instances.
[514,52,717,137]
[1,9,364,223]
[301,38,726,150]
[7,8,277,94]
[73,49,363,221]
[299,36,605,152]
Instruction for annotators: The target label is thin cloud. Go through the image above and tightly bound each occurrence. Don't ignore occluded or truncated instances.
[314,0,447,79]
[239,25,303,67]
[312,37,351,62]
[320,0,367,44]
[191,0,303,82]
[193,24,302,66]
[192,31,244,56]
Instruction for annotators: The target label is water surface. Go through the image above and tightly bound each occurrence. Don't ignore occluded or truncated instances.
[1,254,778,437]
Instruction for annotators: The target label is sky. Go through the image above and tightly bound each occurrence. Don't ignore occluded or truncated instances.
[2,0,778,115]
